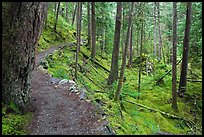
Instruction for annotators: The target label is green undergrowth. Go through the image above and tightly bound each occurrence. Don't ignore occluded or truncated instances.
[2,102,32,135]
[44,42,202,135]
[37,10,76,52]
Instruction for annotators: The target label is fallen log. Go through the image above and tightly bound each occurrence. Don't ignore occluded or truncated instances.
[123,100,195,125]
[155,58,182,85]
[86,60,108,80]
[80,50,110,73]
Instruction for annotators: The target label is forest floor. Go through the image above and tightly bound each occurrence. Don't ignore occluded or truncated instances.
[26,45,112,135]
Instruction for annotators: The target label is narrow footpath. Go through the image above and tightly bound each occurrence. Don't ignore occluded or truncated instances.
[27,44,112,135]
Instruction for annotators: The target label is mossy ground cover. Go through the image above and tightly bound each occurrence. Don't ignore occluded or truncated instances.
[2,103,32,135]
[45,41,202,135]
[37,10,76,52]
[38,6,201,135]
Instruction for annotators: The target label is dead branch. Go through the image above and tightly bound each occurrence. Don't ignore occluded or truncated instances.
[123,100,195,125]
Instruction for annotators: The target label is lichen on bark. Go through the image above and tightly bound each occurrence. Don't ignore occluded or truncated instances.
[2,2,48,112]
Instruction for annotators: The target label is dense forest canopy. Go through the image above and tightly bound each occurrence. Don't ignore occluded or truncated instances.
[2,2,202,135]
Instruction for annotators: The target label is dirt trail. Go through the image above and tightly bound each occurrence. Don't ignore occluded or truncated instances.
[27,45,111,135]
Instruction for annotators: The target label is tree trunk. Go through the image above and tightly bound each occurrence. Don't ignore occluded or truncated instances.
[136,30,139,56]
[90,2,96,59]
[121,5,126,58]
[72,3,77,26]
[54,2,60,31]
[156,2,162,61]
[107,2,122,85]
[75,2,82,80]
[178,2,192,97]
[172,2,178,110]
[2,2,48,111]
[65,2,68,22]
[154,2,157,57]
[115,2,134,101]
[54,2,57,14]
[87,2,91,47]
[138,8,144,94]
[128,23,133,68]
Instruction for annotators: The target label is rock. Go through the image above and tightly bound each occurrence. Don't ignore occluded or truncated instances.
[68,80,76,85]
[37,65,48,74]
[59,79,68,85]
[49,77,61,84]
[39,59,49,69]
[79,89,86,100]
[69,85,76,92]
[74,90,79,93]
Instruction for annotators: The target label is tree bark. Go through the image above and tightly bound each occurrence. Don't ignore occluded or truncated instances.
[72,3,77,26]
[54,2,60,31]
[115,2,134,101]
[154,2,157,57]
[156,2,162,61]
[128,23,133,68]
[90,2,96,59]
[178,2,192,97]
[107,2,122,85]
[138,8,144,94]
[54,2,57,14]
[75,2,82,80]
[87,2,91,47]
[172,2,178,110]
[2,2,48,111]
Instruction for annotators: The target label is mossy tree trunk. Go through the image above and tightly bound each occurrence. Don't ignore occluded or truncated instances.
[107,2,122,85]
[2,2,48,111]
[115,2,134,101]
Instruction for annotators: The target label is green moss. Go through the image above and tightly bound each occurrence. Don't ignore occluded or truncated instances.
[2,103,32,135]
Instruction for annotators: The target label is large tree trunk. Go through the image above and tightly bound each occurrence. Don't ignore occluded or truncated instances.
[2,2,48,111]
[87,2,91,47]
[172,2,178,110]
[178,2,192,97]
[75,2,82,80]
[107,2,122,85]
[115,2,134,101]
[90,2,96,59]
[54,2,60,31]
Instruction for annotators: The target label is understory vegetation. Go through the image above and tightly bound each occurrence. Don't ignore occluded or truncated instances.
[2,102,32,135]
[2,2,201,135]
[37,2,202,135]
